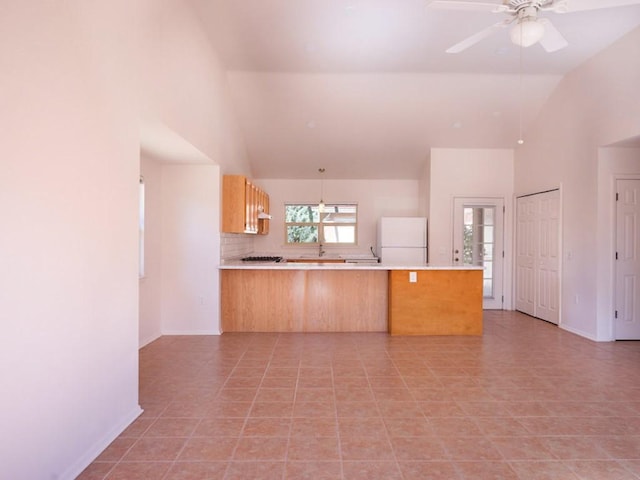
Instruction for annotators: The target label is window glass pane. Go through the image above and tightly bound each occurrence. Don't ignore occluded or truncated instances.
[287,225,318,243]
[285,205,319,223]
[285,203,356,245]
[463,208,473,225]
[483,243,494,260]
[483,207,494,225]
[463,225,473,263]
[322,212,356,223]
[323,225,355,243]
[139,179,145,278]
[483,261,493,277]
[483,225,494,243]
[483,279,493,297]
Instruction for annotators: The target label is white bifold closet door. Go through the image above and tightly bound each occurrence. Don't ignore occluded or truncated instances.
[515,190,560,324]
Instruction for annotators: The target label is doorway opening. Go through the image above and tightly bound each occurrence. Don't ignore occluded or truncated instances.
[453,197,504,310]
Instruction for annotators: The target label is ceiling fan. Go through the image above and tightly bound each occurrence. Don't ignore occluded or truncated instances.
[428,0,640,53]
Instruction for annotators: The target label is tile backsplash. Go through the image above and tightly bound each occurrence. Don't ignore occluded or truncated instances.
[220,233,254,260]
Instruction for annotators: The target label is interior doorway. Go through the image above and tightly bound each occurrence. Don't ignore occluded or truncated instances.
[615,178,640,339]
[453,197,504,309]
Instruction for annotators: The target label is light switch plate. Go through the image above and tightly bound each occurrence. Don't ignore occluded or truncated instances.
[409,271,417,283]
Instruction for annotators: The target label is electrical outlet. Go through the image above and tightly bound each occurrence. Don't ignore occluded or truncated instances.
[409,271,417,283]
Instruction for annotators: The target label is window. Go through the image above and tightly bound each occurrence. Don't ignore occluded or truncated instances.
[139,176,145,278]
[285,203,357,245]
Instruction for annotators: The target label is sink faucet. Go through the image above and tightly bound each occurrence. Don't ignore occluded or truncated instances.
[318,242,325,257]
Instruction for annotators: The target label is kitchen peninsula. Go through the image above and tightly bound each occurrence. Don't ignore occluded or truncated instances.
[219,261,483,335]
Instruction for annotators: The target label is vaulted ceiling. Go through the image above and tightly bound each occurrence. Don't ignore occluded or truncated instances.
[192,0,640,178]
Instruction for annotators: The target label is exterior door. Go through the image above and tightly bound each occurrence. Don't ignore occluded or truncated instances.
[453,198,504,310]
[515,190,560,324]
[615,179,640,340]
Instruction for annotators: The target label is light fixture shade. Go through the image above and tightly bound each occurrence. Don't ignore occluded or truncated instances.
[510,19,545,48]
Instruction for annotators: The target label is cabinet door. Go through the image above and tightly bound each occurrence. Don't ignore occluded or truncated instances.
[259,192,270,235]
[222,175,268,235]
[388,270,483,335]
[250,183,259,233]
[222,175,247,234]
[245,180,259,234]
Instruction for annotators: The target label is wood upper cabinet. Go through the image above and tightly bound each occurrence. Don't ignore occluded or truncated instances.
[258,189,270,235]
[222,175,270,235]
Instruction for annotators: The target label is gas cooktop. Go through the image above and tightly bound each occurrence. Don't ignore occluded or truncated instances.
[241,256,284,263]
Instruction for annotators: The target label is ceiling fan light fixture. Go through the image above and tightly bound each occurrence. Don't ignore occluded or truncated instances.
[510,18,545,47]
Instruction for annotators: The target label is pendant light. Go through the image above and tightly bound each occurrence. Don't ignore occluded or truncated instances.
[318,168,325,212]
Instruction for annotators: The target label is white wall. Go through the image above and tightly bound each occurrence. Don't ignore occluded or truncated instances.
[0,0,249,477]
[139,156,164,346]
[253,178,420,256]
[161,165,221,335]
[516,27,640,340]
[138,2,252,175]
[429,148,515,306]
[418,156,431,218]
[0,3,141,478]
[597,147,640,340]
[140,157,223,344]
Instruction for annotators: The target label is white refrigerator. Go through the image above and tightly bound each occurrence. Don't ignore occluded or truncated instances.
[377,217,427,265]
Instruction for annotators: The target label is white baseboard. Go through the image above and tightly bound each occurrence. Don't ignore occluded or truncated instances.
[61,405,143,480]
[161,329,221,336]
[139,332,162,348]
[138,333,162,349]
[559,323,601,342]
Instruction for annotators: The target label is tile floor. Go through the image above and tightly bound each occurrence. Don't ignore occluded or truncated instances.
[79,311,640,479]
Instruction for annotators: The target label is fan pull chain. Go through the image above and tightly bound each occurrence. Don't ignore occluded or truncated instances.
[517,36,525,145]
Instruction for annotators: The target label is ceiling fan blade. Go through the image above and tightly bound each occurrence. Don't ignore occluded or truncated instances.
[427,0,510,13]
[538,18,569,52]
[446,19,512,53]
[549,0,640,13]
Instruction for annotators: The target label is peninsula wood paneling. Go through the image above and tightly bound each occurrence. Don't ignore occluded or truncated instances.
[221,269,387,332]
[388,269,483,335]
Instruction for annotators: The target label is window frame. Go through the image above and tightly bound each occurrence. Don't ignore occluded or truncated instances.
[284,202,358,246]
[139,176,145,278]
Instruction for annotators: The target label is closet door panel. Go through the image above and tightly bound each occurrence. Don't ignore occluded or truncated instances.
[516,190,560,324]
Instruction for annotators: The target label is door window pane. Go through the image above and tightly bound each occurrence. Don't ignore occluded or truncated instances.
[462,206,496,299]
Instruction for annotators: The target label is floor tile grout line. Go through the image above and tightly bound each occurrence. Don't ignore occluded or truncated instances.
[330,354,345,480]
[81,315,640,480]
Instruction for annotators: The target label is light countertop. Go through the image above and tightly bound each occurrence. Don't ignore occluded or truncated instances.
[219,260,482,271]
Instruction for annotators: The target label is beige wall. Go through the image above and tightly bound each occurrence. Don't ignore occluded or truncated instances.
[515,27,640,340]
[597,147,640,340]
[161,165,221,335]
[253,178,420,256]
[428,148,515,306]
[139,156,164,346]
[0,0,247,477]
[0,2,141,478]
[139,160,221,345]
